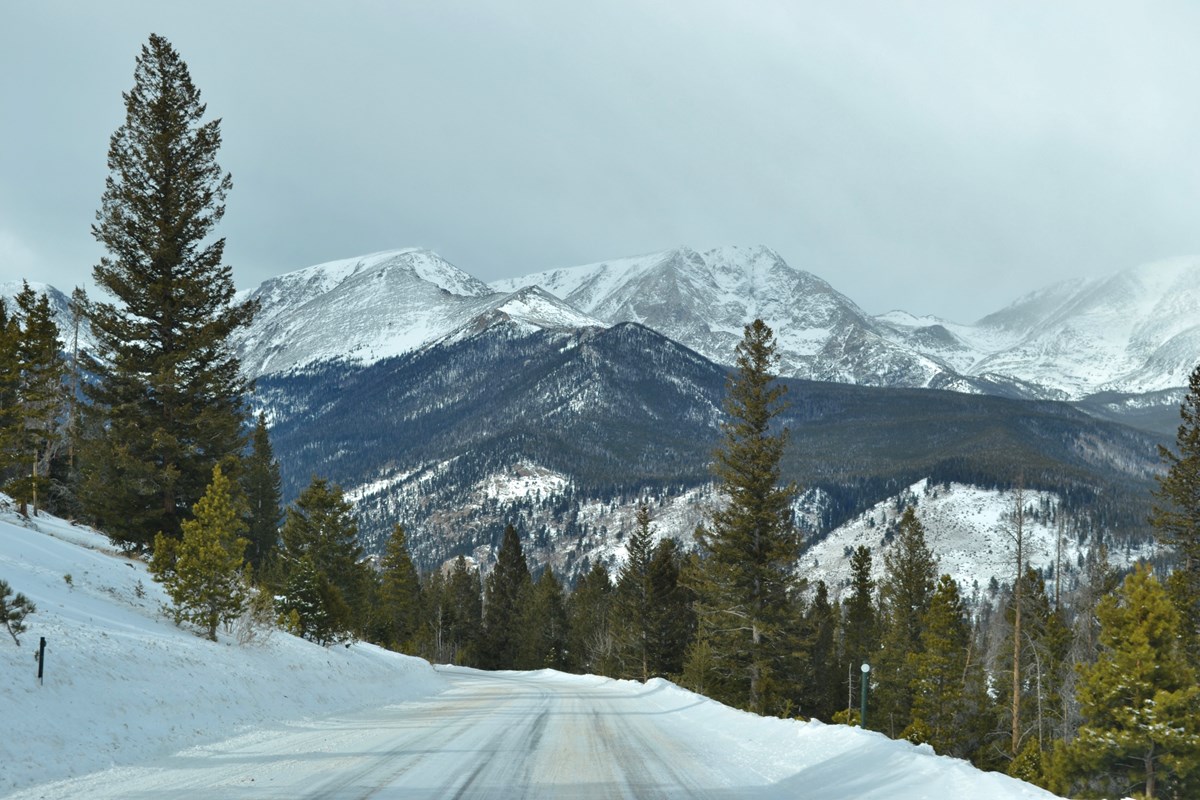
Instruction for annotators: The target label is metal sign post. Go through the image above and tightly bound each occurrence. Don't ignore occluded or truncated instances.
[859,662,870,728]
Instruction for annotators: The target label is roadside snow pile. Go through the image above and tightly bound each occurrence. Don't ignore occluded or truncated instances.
[0,502,447,795]
[634,677,1058,799]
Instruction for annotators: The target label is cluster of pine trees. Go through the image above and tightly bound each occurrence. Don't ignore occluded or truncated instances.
[7,32,1200,800]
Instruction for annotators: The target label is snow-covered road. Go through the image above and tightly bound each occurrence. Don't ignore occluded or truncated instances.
[7,665,1057,800]
[12,668,770,799]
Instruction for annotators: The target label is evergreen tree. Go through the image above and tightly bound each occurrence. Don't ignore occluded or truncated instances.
[481,524,531,669]
[873,506,937,736]
[904,575,971,756]
[279,477,368,639]
[1151,362,1200,660]
[445,555,483,666]
[841,545,878,717]
[377,524,422,651]
[686,319,800,714]
[613,501,655,680]
[567,559,614,675]
[0,301,22,496]
[242,413,282,573]
[806,581,840,721]
[0,578,36,646]
[1058,564,1200,799]
[80,33,256,548]
[280,554,350,646]
[9,284,66,516]
[646,538,694,678]
[518,567,569,670]
[150,465,248,641]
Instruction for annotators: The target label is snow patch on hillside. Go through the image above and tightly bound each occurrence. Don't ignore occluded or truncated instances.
[803,479,1153,602]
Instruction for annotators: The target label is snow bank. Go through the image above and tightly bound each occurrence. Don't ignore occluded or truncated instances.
[0,503,446,794]
[628,677,1058,799]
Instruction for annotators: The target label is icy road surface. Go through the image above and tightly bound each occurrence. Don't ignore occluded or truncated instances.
[10,666,1055,800]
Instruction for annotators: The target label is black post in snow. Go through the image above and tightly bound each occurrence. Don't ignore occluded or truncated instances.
[37,636,46,685]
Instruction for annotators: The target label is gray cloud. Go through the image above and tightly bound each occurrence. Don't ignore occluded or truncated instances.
[4,1,1200,321]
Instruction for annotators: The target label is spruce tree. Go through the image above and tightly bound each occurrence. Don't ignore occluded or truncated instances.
[646,538,694,678]
[904,574,971,756]
[0,301,23,496]
[841,545,878,716]
[377,524,422,651]
[150,465,248,641]
[481,524,532,669]
[279,477,368,639]
[613,501,655,680]
[1151,362,1200,660]
[873,506,937,736]
[242,414,282,573]
[567,559,614,675]
[806,581,840,721]
[10,284,66,516]
[1059,564,1200,799]
[446,555,483,666]
[687,319,799,714]
[81,33,256,548]
[0,579,36,646]
[518,567,569,670]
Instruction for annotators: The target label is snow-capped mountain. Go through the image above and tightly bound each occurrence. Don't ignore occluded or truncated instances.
[497,247,1200,402]
[233,248,603,377]
[491,245,972,391]
[960,256,1200,398]
[231,244,1199,410]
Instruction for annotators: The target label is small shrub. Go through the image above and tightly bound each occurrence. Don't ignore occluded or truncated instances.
[1,579,36,646]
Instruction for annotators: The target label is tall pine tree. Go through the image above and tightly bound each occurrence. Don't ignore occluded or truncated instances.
[567,559,614,675]
[873,506,937,736]
[904,574,972,756]
[646,539,694,678]
[481,524,532,670]
[242,414,282,573]
[613,501,655,680]
[10,284,66,516]
[377,524,422,651]
[81,33,256,548]
[686,319,800,715]
[841,545,878,718]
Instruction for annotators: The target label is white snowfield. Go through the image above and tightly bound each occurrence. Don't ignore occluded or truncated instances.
[0,505,1057,799]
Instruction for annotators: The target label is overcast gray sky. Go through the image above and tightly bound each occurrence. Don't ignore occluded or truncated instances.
[4,1,1200,321]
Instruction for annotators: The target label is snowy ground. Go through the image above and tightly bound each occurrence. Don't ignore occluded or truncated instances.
[0,503,446,796]
[1,503,1058,798]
